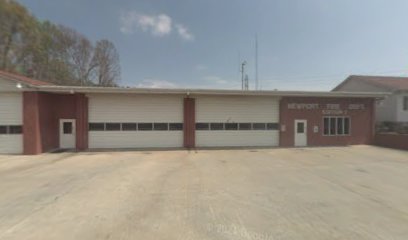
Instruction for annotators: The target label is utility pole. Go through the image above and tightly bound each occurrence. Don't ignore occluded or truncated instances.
[241,61,247,90]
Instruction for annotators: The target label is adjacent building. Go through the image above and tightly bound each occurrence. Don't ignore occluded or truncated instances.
[0,71,384,154]
[333,75,408,124]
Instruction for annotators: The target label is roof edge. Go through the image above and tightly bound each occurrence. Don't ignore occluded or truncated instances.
[34,85,388,98]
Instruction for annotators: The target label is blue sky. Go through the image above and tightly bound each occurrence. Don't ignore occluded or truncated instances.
[18,0,408,90]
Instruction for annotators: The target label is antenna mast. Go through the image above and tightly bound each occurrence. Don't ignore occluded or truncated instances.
[255,34,259,90]
[240,61,247,90]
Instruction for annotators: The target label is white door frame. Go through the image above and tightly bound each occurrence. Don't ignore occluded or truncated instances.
[294,119,307,147]
[59,119,76,149]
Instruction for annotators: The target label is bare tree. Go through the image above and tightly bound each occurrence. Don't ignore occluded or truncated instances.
[58,25,97,85]
[92,39,121,86]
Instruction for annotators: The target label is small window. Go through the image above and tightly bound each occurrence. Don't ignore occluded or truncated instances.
[63,122,72,134]
[196,123,209,130]
[122,123,137,131]
[337,117,344,135]
[0,126,7,134]
[404,96,408,111]
[225,123,238,130]
[169,123,183,131]
[210,123,224,130]
[89,123,105,131]
[138,123,153,131]
[329,118,336,135]
[266,123,279,130]
[239,123,251,130]
[344,118,350,135]
[253,123,266,130]
[106,123,121,131]
[9,125,22,134]
[154,123,168,131]
[296,122,304,133]
[323,118,329,135]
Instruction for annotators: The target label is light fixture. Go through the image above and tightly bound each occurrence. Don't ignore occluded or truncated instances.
[16,83,23,89]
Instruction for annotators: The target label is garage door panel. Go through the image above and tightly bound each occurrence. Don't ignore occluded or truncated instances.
[197,131,279,147]
[196,96,279,147]
[196,96,279,122]
[0,135,23,154]
[89,132,182,148]
[0,93,23,154]
[89,94,183,122]
[88,94,183,148]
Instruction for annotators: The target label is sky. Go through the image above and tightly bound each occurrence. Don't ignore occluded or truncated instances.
[17,0,408,90]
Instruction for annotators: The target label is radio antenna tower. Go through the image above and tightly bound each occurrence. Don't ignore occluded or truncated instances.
[255,34,259,90]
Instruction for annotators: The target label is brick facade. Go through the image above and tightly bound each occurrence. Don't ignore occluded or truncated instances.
[279,97,375,147]
[23,92,88,155]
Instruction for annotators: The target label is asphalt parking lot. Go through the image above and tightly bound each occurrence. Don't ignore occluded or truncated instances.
[0,146,407,240]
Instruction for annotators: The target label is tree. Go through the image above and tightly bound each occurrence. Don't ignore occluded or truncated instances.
[0,0,121,86]
[92,39,121,86]
[58,25,97,85]
[0,0,37,71]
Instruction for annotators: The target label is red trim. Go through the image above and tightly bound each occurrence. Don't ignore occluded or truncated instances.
[183,98,195,148]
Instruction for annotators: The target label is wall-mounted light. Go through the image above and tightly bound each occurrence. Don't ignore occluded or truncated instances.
[16,83,23,89]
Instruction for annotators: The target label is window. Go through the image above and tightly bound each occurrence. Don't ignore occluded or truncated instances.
[89,123,104,131]
[154,123,168,131]
[266,123,279,130]
[404,96,408,111]
[329,117,336,135]
[337,118,344,135]
[323,117,350,136]
[253,123,266,130]
[239,123,251,130]
[196,123,209,130]
[323,118,329,135]
[9,125,22,134]
[225,123,238,130]
[122,123,137,131]
[63,122,73,134]
[0,126,7,134]
[344,118,350,135]
[210,123,224,130]
[169,123,183,131]
[138,123,153,131]
[105,123,121,131]
[296,122,304,133]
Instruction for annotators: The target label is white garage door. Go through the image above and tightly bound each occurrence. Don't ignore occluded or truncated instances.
[88,94,183,149]
[195,95,279,147]
[0,93,23,154]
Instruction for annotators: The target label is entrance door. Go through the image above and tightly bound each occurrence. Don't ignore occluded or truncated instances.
[294,120,307,147]
[60,119,76,149]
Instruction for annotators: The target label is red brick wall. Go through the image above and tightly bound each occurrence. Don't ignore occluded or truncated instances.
[23,92,42,154]
[280,97,375,147]
[23,92,88,154]
[183,98,195,148]
[374,133,408,150]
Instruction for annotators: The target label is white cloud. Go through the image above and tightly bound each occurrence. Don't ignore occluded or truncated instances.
[119,11,194,41]
[120,12,172,36]
[175,24,194,41]
[137,79,177,88]
[195,64,207,71]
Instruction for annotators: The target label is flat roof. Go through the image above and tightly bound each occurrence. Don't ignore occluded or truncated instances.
[32,85,388,98]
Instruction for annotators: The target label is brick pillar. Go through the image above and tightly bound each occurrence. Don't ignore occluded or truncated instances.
[23,92,42,155]
[75,94,88,151]
[183,98,195,148]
